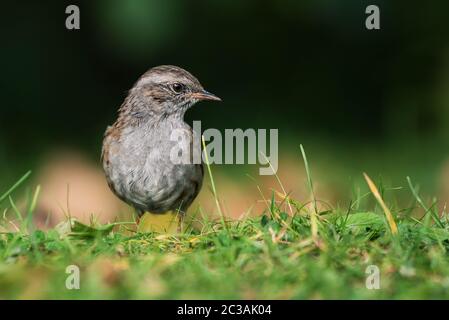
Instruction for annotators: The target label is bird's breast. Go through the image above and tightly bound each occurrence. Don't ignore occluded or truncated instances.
[103,122,203,213]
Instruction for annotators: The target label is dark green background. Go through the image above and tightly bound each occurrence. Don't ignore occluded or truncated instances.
[2,0,449,193]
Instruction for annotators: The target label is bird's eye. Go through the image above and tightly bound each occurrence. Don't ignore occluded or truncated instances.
[171,82,185,94]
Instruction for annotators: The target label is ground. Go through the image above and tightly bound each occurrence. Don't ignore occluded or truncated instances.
[2,197,449,298]
[1,163,449,299]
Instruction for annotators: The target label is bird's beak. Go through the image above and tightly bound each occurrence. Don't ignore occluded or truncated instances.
[190,90,222,102]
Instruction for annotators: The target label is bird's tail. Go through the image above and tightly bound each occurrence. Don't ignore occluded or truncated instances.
[137,211,180,234]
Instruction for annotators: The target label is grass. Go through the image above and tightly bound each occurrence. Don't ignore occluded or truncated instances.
[2,150,449,299]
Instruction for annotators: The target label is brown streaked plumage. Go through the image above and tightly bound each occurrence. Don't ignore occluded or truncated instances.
[101,65,221,230]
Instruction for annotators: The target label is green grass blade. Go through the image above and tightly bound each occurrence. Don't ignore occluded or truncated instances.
[407,176,444,228]
[202,135,228,233]
[0,171,32,204]
[300,144,318,239]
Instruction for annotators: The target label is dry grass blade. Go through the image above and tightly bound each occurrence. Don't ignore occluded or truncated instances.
[259,151,293,214]
[363,172,398,235]
[300,145,318,239]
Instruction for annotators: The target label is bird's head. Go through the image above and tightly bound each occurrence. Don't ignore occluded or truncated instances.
[128,65,221,119]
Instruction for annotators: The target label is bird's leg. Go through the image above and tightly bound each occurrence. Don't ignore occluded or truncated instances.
[135,210,143,226]
[177,213,184,233]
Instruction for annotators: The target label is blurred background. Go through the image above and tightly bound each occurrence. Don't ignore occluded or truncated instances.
[2,0,449,225]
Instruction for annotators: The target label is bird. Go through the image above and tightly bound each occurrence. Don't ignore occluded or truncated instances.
[101,65,221,233]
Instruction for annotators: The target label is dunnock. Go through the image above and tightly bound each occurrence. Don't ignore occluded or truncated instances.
[102,65,221,232]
